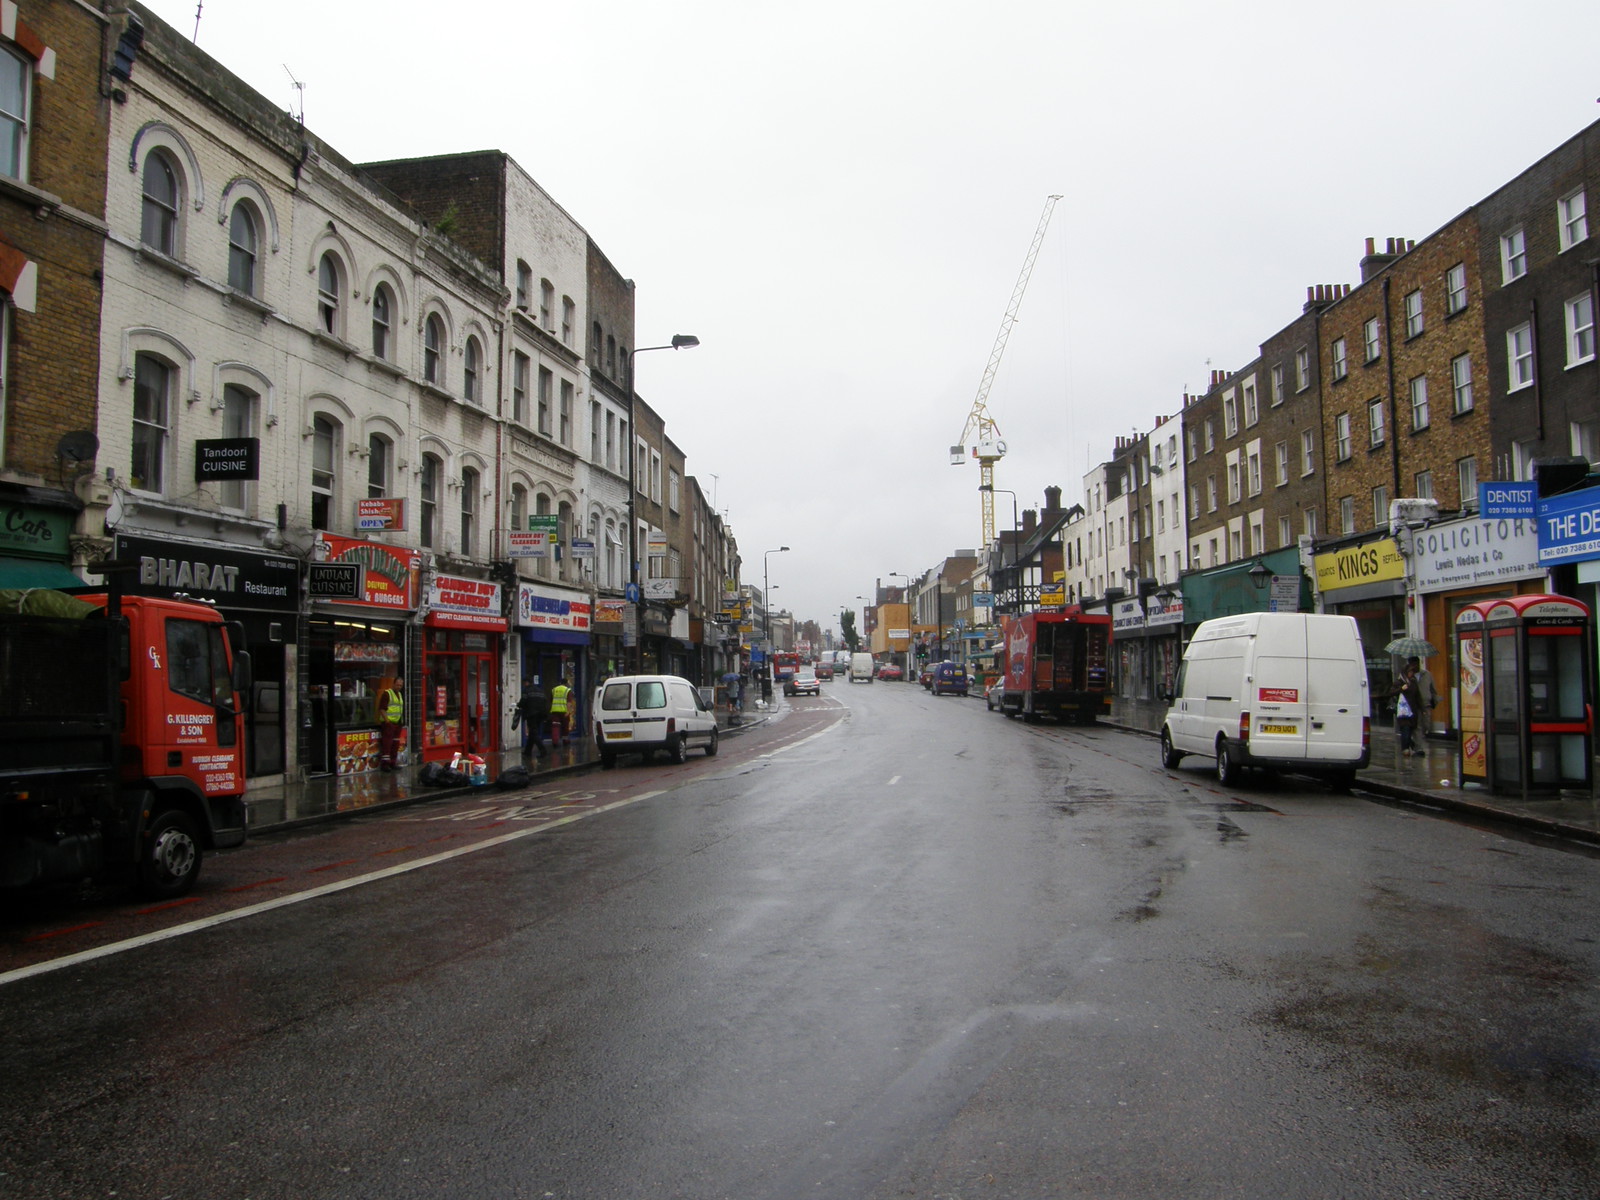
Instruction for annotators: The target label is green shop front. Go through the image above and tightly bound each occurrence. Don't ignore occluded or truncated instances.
[0,486,84,591]
[1178,547,1308,633]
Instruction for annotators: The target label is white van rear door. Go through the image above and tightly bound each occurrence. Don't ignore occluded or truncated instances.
[1305,633,1366,761]
[1252,618,1310,761]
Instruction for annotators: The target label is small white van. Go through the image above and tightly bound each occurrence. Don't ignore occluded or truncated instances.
[1160,612,1370,788]
[593,675,719,767]
[848,652,876,683]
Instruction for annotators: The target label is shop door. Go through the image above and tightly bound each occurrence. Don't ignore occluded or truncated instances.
[464,654,495,754]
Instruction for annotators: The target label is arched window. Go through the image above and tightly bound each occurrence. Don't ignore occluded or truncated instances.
[141,152,179,255]
[227,203,258,294]
[510,484,528,551]
[370,284,392,360]
[317,252,342,336]
[461,466,479,557]
[558,500,574,581]
[535,493,552,578]
[131,352,172,492]
[419,453,441,549]
[463,336,481,403]
[368,433,391,499]
[424,314,444,384]
[219,383,257,511]
[311,415,337,530]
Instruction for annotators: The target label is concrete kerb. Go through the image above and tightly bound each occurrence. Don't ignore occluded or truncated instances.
[247,709,772,838]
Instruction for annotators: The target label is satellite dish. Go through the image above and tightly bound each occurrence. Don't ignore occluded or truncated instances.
[56,430,99,465]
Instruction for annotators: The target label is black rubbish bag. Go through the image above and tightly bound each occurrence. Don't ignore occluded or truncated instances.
[438,768,470,787]
[418,760,447,787]
[497,765,532,791]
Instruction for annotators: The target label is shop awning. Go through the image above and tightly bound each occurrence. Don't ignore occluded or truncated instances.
[0,556,83,590]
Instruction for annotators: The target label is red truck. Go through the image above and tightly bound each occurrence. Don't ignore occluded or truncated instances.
[0,586,250,897]
[996,607,1112,724]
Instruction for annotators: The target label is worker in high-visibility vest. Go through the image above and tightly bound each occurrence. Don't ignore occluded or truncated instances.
[549,679,572,745]
[378,675,405,770]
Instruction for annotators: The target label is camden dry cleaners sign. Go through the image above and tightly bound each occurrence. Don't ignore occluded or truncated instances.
[1411,515,1542,594]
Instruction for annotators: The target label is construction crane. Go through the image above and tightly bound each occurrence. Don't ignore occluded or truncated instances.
[949,194,1061,549]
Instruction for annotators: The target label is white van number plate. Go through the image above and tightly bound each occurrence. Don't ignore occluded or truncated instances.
[1259,723,1298,735]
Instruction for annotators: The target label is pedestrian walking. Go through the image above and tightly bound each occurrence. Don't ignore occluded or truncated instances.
[513,681,550,759]
[1408,655,1437,732]
[549,677,572,745]
[377,673,405,770]
[1390,661,1424,756]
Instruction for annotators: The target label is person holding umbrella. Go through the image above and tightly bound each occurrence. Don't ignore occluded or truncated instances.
[721,671,743,721]
[1383,636,1438,756]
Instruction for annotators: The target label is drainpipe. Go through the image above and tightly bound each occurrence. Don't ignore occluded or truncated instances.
[1382,276,1401,504]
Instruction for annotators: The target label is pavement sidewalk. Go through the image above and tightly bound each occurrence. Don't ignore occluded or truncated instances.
[244,704,773,836]
[1105,696,1600,847]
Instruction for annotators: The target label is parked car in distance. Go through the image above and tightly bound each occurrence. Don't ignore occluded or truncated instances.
[784,668,822,697]
[594,674,719,767]
[919,667,934,689]
[814,662,834,681]
[986,679,1005,711]
[931,661,968,696]
[877,663,904,681]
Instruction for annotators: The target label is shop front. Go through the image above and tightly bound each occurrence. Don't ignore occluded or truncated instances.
[516,580,592,744]
[113,533,300,779]
[1111,597,1150,701]
[0,487,84,590]
[1145,589,1185,699]
[421,573,507,764]
[1180,546,1306,631]
[1314,536,1406,714]
[304,535,420,778]
[1411,515,1546,736]
[593,597,627,680]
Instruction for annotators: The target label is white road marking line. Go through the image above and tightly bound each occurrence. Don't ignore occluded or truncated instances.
[0,789,668,989]
[757,724,840,759]
[888,775,901,785]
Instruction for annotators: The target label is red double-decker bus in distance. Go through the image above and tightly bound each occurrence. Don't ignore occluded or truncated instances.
[772,652,801,682]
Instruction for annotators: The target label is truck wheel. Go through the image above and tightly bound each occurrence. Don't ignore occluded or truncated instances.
[705,727,720,757]
[1216,740,1240,787]
[668,733,688,765]
[138,808,202,898]
[1161,729,1183,769]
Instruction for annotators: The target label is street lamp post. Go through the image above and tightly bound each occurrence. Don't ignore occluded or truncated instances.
[761,546,789,702]
[624,334,699,673]
[763,547,790,644]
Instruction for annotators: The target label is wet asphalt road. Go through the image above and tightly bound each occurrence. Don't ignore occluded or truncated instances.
[2,682,1599,1199]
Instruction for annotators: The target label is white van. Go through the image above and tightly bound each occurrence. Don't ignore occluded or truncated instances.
[1160,612,1369,787]
[848,652,875,683]
[593,675,719,767]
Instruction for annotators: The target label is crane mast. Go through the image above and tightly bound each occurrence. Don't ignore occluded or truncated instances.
[950,194,1061,548]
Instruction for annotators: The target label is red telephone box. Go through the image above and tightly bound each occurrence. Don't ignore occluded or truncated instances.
[1456,595,1592,797]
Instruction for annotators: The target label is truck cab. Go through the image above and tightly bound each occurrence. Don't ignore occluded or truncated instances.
[0,590,249,896]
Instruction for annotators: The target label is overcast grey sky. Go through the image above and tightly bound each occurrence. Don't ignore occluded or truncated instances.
[141,0,1600,637]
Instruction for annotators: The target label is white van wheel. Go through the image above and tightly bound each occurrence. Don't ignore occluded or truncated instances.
[704,727,719,757]
[1216,739,1240,786]
[1160,729,1183,769]
[668,733,689,765]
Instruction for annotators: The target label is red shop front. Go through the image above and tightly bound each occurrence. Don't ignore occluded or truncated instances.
[420,573,507,763]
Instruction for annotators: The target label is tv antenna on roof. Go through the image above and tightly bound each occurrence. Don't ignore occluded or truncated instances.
[284,65,305,126]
